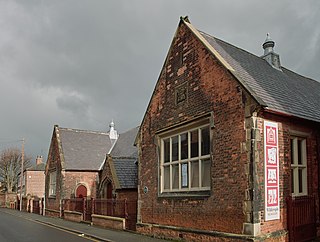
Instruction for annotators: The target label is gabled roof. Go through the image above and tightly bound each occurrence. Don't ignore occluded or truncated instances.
[113,157,137,189]
[26,163,46,171]
[58,127,114,170]
[181,17,320,123]
[108,126,139,189]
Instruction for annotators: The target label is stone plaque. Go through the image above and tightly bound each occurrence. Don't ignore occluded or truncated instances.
[175,82,188,105]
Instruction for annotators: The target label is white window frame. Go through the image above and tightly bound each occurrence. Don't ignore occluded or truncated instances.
[290,137,308,196]
[160,123,211,193]
[49,171,57,196]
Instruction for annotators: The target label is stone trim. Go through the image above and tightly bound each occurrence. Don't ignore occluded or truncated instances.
[137,222,287,241]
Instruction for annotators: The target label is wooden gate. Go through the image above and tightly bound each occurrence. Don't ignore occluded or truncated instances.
[32,199,40,215]
[287,196,316,242]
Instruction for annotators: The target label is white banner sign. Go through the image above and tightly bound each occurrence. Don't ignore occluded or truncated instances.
[264,121,280,221]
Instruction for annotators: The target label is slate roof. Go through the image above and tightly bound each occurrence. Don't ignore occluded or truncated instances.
[27,163,46,171]
[110,126,139,189]
[113,157,137,189]
[110,126,139,158]
[198,30,320,123]
[58,127,113,170]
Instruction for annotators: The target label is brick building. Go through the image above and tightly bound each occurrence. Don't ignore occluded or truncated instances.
[99,126,138,201]
[44,123,117,217]
[22,156,46,199]
[135,17,320,241]
[19,156,46,212]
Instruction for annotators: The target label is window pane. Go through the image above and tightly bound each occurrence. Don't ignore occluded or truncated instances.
[290,139,294,164]
[201,127,210,155]
[181,163,188,188]
[298,168,303,193]
[164,166,170,190]
[163,138,170,163]
[191,161,199,188]
[191,130,199,158]
[172,136,178,161]
[180,133,188,160]
[298,140,302,165]
[172,164,179,189]
[201,159,211,187]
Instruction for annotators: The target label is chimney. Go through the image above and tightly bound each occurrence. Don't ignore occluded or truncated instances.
[36,155,43,165]
[109,120,118,141]
[261,33,281,70]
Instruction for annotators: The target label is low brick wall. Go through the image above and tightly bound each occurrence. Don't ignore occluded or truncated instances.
[45,208,60,218]
[136,223,288,241]
[63,210,83,223]
[92,214,125,230]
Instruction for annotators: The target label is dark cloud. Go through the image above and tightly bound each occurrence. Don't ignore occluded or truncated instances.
[0,0,319,160]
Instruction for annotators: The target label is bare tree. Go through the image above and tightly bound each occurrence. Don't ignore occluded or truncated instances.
[0,148,31,192]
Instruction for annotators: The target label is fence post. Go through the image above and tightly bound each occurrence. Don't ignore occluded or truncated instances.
[83,198,86,221]
[91,198,95,215]
[124,199,128,219]
[59,199,63,218]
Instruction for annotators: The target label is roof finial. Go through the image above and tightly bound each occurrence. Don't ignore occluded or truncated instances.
[262,33,275,54]
[261,33,281,70]
[109,120,118,141]
[109,119,114,128]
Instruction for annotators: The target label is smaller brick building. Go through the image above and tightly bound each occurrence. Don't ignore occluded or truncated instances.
[20,156,46,212]
[99,126,139,201]
[44,124,117,217]
[136,17,320,241]
[22,156,45,199]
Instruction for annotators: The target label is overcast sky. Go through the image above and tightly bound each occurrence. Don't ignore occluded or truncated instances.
[0,0,319,161]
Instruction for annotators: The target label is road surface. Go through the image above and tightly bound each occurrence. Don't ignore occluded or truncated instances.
[0,210,98,242]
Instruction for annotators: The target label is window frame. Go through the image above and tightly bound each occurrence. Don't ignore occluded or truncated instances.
[290,136,308,197]
[49,170,57,197]
[158,120,211,195]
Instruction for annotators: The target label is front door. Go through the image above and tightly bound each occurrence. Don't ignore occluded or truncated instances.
[76,185,87,198]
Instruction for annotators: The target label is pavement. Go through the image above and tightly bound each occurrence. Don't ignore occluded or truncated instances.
[0,208,168,242]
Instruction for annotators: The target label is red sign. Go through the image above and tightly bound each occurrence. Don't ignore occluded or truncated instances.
[266,146,277,166]
[266,125,277,146]
[264,121,280,221]
[266,187,278,207]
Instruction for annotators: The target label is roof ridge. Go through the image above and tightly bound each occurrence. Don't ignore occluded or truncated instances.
[59,127,109,135]
[200,30,320,86]
[199,30,265,63]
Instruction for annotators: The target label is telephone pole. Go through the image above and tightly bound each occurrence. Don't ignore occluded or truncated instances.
[19,138,25,211]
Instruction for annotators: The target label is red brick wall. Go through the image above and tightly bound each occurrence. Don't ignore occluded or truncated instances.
[138,22,249,234]
[63,171,99,198]
[117,189,137,201]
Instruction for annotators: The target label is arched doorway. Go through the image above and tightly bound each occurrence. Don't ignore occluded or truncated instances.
[102,181,113,199]
[106,182,113,199]
[76,185,87,198]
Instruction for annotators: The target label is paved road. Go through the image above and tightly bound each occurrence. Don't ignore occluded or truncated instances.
[0,210,96,242]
